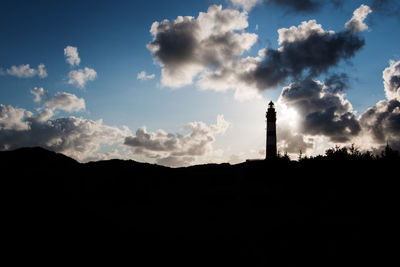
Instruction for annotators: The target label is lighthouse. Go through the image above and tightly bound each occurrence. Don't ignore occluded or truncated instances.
[266,101,277,159]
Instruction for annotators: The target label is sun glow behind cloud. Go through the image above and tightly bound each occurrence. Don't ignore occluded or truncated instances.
[276,102,300,130]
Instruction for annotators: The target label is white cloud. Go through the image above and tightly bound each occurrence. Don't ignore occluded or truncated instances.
[64,46,81,67]
[124,114,230,167]
[383,59,400,101]
[2,64,48,78]
[6,64,36,77]
[30,87,46,103]
[358,59,400,151]
[137,71,155,81]
[0,104,31,131]
[30,88,85,113]
[230,0,263,11]
[44,92,85,113]
[35,108,54,122]
[277,20,334,45]
[345,4,372,33]
[68,67,97,88]
[37,64,48,78]
[1,94,230,165]
[0,103,130,161]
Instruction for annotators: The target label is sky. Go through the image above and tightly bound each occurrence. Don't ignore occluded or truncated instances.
[1,0,400,166]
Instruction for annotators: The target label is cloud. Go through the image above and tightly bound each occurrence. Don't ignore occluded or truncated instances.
[360,99,400,150]
[1,64,47,78]
[279,77,360,143]
[68,67,97,88]
[228,154,245,164]
[30,88,85,113]
[359,59,400,150]
[229,0,263,11]
[278,130,314,154]
[277,19,334,45]
[345,4,372,33]
[30,89,84,121]
[274,102,314,154]
[147,5,258,98]
[6,64,37,78]
[1,92,230,165]
[1,89,229,165]
[44,92,85,113]
[241,18,367,90]
[266,0,321,13]
[30,87,46,103]
[0,104,31,131]
[383,59,400,101]
[229,0,346,14]
[35,108,54,123]
[37,64,48,78]
[64,46,81,67]
[148,5,370,101]
[259,0,397,20]
[324,73,349,93]
[137,71,155,81]
[0,103,129,161]
[124,114,230,167]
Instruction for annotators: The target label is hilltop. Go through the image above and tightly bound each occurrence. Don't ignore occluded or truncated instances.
[1,147,397,266]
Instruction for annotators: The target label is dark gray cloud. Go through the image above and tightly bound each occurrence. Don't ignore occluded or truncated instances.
[147,17,199,70]
[360,99,400,148]
[359,59,400,150]
[267,0,321,13]
[304,107,361,142]
[266,0,399,18]
[229,0,323,12]
[279,77,360,142]
[147,5,257,92]
[242,20,365,90]
[325,73,349,93]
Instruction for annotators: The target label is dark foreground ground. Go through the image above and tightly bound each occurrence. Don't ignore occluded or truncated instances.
[1,147,397,266]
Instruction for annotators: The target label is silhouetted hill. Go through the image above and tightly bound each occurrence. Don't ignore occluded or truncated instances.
[1,147,397,266]
[0,146,78,166]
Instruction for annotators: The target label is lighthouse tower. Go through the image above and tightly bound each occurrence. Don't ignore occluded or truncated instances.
[266,101,277,159]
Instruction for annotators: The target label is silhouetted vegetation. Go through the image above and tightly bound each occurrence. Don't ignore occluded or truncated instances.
[1,146,398,266]
[294,143,400,162]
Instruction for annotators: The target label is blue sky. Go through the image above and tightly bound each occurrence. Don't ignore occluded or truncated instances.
[1,0,400,165]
